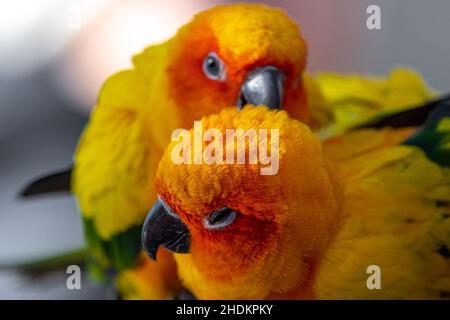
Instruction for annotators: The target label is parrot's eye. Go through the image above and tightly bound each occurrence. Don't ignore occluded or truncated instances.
[204,207,237,230]
[202,52,226,81]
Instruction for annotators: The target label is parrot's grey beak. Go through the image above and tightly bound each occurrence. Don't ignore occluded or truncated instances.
[142,198,190,261]
[237,66,285,110]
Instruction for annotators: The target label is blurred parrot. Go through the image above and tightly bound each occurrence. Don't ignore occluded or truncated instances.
[143,104,450,299]
[19,3,436,298]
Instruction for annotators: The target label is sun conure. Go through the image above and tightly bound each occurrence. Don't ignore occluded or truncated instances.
[20,3,436,299]
[143,105,450,299]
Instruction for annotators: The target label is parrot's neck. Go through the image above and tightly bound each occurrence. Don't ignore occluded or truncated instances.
[268,160,346,299]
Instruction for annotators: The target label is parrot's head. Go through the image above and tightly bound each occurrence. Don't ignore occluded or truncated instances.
[167,4,309,127]
[142,106,343,299]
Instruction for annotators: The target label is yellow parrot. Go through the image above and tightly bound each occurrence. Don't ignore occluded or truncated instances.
[143,105,450,299]
[20,3,435,299]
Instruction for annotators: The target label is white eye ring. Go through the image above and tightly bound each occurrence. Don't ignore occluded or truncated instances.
[202,52,226,81]
[203,207,237,230]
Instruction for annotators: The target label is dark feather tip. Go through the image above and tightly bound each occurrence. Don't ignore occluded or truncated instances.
[19,167,73,198]
[360,94,450,129]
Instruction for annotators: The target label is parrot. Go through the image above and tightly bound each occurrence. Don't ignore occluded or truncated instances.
[142,104,450,299]
[19,3,437,299]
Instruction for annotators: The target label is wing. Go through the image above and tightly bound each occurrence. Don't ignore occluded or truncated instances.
[314,67,435,138]
[317,128,450,299]
[72,67,164,272]
[403,98,450,167]
[18,42,170,276]
[358,94,450,130]
[15,44,173,281]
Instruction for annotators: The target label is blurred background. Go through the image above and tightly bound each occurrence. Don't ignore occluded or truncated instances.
[1,0,449,299]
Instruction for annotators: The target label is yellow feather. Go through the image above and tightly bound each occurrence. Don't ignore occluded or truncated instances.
[315,67,436,138]
[315,130,450,299]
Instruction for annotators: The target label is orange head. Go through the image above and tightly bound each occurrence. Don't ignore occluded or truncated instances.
[166,4,309,127]
[142,106,343,299]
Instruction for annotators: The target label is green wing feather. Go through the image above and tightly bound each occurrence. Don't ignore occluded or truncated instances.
[403,101,450,167]
[355,94,450,167]
[83,218,142,281]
